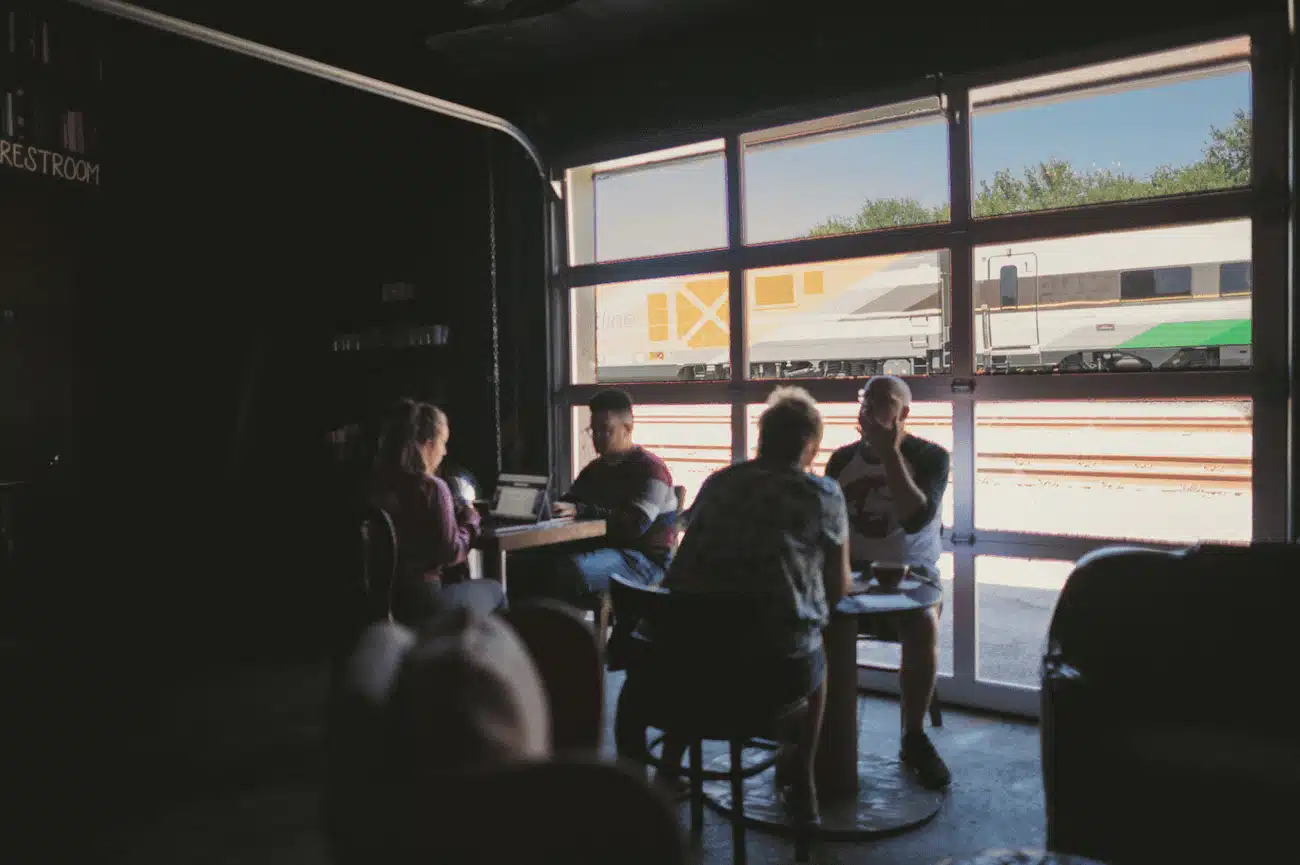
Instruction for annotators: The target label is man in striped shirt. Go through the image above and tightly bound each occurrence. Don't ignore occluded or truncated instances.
[512,389,676,607]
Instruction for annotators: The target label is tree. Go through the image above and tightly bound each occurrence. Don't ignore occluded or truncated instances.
[1202,109,1251,186]
[808,112,1252,235]
[809,197,948,236]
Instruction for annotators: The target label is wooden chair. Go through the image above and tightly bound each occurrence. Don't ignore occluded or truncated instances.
[356,504,398,624]
[608,574,813,865]
[330,503,398,661]
[505,600,604,754]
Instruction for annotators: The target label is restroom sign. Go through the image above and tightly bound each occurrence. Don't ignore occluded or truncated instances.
[0,139,101,186]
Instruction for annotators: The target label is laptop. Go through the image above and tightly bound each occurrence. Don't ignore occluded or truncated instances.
[488,473,555,524]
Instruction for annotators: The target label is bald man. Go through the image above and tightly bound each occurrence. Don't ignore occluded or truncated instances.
[824,374,951,790]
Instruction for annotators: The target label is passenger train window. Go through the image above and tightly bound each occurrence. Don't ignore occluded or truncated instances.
[1219,261,1251,295]
[999,265,1018,308]
[1119,266,1192,301]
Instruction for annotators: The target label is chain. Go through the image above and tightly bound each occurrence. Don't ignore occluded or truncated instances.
[487,136,503,475]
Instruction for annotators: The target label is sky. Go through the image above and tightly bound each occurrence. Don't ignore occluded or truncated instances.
[589,69,1251,262]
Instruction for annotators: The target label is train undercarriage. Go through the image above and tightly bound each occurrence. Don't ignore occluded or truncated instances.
[669,344,1249,380]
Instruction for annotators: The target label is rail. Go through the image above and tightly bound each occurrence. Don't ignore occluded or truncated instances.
[631,412,1253,489]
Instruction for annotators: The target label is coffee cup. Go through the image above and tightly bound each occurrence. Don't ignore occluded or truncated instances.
[870,562,909,591]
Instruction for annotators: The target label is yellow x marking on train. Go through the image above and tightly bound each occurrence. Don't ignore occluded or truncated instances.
[676,278,729,348]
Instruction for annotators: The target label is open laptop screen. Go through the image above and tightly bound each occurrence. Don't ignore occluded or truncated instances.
[490,473,550,521]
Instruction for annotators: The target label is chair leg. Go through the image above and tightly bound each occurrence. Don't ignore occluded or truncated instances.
[795,819,812,863]
[929,695,943,727]
[730,739,747,865]
[689,739,704,844]
[592,595,611,654]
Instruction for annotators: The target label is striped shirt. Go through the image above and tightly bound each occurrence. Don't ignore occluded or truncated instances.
[563,446,677,566]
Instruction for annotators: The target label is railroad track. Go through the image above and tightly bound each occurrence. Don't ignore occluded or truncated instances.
[635,415,1252,489]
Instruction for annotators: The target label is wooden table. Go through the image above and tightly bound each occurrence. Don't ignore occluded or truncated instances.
[703,574,947,840]
[475,518,606,593]
[815,575,947,836]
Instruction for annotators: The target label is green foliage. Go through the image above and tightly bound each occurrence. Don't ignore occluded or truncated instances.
[807,111,1252,236]
[1202,109,1251,186]
[808,198,949,236]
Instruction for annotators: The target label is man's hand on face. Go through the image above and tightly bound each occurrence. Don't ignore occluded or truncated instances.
[862,413,905,454]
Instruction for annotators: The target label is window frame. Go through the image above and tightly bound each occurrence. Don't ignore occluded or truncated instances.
[547,15,1291,718]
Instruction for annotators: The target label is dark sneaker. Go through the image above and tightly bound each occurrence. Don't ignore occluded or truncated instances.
[900,731,952,790]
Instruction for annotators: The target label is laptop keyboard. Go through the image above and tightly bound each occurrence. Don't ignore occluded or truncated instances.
[489,517,575,534]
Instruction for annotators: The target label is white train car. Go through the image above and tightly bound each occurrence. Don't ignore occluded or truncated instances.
[974,220,1251,372]
[573,221,1251,381]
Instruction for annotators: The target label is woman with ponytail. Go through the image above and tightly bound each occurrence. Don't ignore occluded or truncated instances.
[367,399,504,625]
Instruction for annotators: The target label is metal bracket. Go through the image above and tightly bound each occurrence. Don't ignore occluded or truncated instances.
[950,533,976,545]
[951,378,975,394]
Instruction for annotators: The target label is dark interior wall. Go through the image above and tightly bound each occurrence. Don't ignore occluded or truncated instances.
[0,168,91,479]
[2,5,546,669]
[491,139,551,477]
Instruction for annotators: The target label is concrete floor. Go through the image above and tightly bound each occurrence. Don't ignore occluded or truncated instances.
[47,661,1044,865]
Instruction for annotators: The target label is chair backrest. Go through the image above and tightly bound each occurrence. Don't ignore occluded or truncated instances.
[607,572,670,627]
[355,503,398,624]
[607,573,778,660]
[1047,541,1300,728]
[670,485,687,550]
[504,601,604,754]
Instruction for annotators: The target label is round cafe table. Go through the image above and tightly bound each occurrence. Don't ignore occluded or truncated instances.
[702,573,947,840]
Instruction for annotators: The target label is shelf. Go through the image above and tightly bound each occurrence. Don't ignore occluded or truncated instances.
[331,324,450,352]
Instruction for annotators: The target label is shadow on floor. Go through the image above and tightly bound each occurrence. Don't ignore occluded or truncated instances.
[24,660,1043,864]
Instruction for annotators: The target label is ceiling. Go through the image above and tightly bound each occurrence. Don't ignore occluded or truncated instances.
[109,0,765,82]
[423,0,758,75]
[92,0,1279,161]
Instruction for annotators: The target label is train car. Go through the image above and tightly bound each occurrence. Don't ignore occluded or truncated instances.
[573,221,1251,381]
[974,220,1251,372]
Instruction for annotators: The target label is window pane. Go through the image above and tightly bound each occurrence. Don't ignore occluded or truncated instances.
[975,399,1252,543]
[743,100,949,244]
[746,250,951,380]
[857,553,955,676]
[1219,261,1251,295]
[565,141,727,265]
[569,273,729,384]
[571,405,730,508]
[971,40,1251,216]
[973,220,1250,373]
[977,556,1074,687]
[745,401,954,528]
